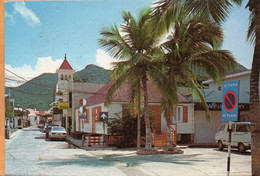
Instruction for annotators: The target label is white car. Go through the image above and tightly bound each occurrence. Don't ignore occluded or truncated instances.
[49,127,67,141]
[215,122,251,152]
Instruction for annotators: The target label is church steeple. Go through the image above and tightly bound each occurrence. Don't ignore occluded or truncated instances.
[56,54,75,82]
[59,54,73,70]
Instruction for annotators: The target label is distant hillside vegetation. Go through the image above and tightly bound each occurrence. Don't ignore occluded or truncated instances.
[6,73,58,111]
[5,63,246,111]
[6,65,111,111]
[74,64,111,84]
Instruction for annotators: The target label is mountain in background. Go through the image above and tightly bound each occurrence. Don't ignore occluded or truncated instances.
[74,64,110,83]
[5,63,247,111]
[6,65,111,111]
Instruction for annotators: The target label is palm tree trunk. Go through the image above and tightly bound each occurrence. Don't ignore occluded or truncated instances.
[165,107,174,149]
[137,85,141,150]
[251,3,260,175]
[142,75,152,149]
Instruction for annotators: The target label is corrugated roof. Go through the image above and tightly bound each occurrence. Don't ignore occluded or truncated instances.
[85,80,188,107]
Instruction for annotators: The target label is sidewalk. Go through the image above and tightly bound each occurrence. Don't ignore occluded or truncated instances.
[66,136,117,150]
[5,129,23,143]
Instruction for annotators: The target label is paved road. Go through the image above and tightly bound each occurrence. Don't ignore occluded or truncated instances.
[5,129,251,176]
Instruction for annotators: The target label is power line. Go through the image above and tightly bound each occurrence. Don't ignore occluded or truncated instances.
[5,68,28,82]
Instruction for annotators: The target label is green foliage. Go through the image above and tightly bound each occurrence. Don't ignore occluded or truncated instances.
[73,64,110,84]
[5,65,111,111]
[5,97,14,118]
[107,108,154,148]
[6,73,58,111]
[107,111,145,148]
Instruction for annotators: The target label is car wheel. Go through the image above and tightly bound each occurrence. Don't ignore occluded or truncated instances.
[238,143,246,153]
[218,141,224,150]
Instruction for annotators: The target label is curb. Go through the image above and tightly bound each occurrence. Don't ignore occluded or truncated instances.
[10,129,23,139]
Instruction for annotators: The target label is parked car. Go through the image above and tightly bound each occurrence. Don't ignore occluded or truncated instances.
[41,124,48,133]
[38,123,45,129]
[215,122,251,152]
[49,127,67,141]
[45,124,59,139]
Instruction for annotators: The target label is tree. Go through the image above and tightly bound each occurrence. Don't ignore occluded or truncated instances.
[98,9,163,149]
[150,7,236,149]
[152,0,259,174]
[5,97,14,119]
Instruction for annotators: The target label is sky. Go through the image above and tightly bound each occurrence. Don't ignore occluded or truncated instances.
[5,0,254,87]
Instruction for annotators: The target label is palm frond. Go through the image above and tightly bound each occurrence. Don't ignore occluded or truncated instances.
[247,8,255,44]
[185,0,233,23]
[187,76,212,121]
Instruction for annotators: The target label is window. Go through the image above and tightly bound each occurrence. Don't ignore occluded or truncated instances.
[236,124,250,132]
[226,124,235,132]
[218,125,225,132]
[65,75,68,80]
[61,74,64,80]
[92,106,101,123]
[173,106,183,123]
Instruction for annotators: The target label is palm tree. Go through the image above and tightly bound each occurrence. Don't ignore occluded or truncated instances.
[98,9,163,149]
[150,9,236,149]
[152,0,259,174]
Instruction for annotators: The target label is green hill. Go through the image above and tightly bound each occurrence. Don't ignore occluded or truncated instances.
[6,65,111,111]
[6,73,58,111]
[74,64,111,83]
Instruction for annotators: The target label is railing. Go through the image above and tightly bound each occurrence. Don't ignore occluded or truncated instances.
[152,123,177,147]
[85,136,104,147]
[171,124,177,146]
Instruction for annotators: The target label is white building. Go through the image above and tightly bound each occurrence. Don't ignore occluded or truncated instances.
[193,70,259,144]
[54,55,105,135]
[75,80,195,144]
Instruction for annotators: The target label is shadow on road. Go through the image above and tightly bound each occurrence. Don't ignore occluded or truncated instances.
[213,149,251,155]
[39,153,206,168]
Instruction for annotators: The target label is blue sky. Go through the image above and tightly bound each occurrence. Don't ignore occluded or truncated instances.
[5,1,254,87]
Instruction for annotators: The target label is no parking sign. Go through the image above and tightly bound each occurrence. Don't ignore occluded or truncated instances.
[221,80,240,121]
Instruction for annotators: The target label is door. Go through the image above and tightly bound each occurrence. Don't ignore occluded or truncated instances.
[149,106,161,133]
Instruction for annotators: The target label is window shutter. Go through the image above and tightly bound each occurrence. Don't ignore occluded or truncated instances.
[84,109,89,123]
[183,106,188,123]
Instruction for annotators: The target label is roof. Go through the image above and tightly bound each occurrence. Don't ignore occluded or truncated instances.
[26,109,37,117]
[59,56,73,70]
[85,80,188,107]
[203,70,251,84]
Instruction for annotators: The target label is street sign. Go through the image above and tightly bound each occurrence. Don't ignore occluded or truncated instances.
[58,102,69,109]
[79,98,87,113]
[99,112,108,120]
[221,80,240,121]
[79,114,87,119]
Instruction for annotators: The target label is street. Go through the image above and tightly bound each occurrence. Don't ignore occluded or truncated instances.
[5,129,251,176]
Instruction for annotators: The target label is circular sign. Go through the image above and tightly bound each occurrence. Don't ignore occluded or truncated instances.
[223,91,237,112]
[79,98,87,113]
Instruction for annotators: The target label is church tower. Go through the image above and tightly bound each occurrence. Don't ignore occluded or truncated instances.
[55,54,75,102]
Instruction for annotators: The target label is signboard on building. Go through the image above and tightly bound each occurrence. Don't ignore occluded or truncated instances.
[221,80,240,121]
[79,113,87,119]
[58,102,70,109]
[194,102,249,111]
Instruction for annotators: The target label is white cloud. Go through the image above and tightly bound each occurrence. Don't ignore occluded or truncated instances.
[13,1,41,27]
[5,11,14,24]
[95,49,118,70]
[5,57,63,87]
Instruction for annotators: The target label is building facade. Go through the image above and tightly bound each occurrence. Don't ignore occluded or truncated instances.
[193,70,259,144]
